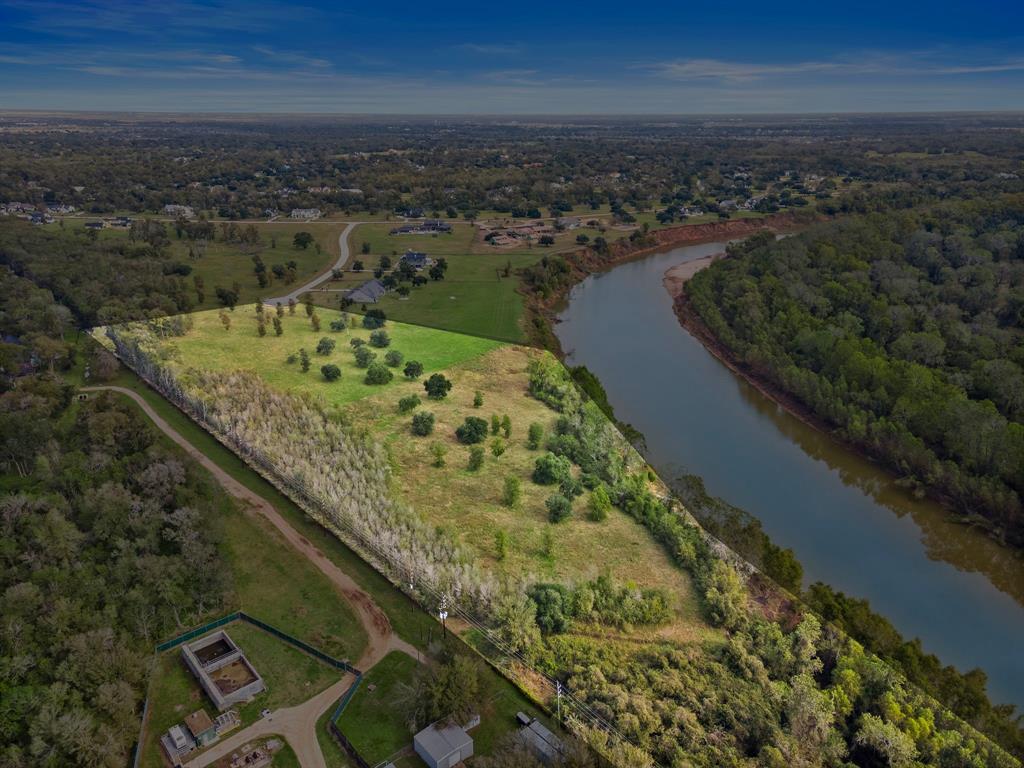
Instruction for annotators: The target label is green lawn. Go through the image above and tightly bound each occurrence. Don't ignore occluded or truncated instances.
[338,652,421,765]
[165,305,502,405]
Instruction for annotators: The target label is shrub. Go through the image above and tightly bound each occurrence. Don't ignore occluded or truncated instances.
[430,442,447,467]
[362,308,386,329]
[455,416,489,444]
[384,349,404,367]
[349,337,366,348]
[329,318,346,332]
[398,394,421,413]
[495,530,508,561]
[502,476,521,507]
[473,390,484,407]
[354,346,376,368]
[412,411,435,436]
[490,414,501,435]
[501,414,512,438]
[532,452,572,485]
[316,337,336,355]
[286,352,298,364]
[560,476,584,499]
[546,494,572,523]
[404,360,424,379]
[424,373,452,400]
[369,329,391,348]
[364,362,393,385]
[468,446,485,471]
[527,422,544,450]
[299,348,310,372]
[588,485,611,521]
[491,437,506,457]
[321,364,341,382]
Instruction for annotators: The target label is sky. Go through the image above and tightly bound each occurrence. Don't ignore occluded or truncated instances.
[1,0,1023,114]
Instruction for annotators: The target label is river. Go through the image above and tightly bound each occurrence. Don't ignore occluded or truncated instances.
[555,239,1024,709]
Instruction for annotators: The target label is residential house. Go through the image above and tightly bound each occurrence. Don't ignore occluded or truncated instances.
[399,251,434,270]
[163,204,195,218]
[290,208,322,220]
[346,278,387,304]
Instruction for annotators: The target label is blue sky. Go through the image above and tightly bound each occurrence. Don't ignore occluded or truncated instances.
[1,0,1022,113]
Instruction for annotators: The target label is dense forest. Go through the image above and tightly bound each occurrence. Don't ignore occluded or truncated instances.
[686,197,1024,548]
[0,270,229,767]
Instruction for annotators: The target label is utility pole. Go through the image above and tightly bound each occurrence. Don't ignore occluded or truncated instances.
[556,680,562,722]
[438,593,449,647]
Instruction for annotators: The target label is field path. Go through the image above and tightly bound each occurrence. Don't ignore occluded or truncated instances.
[263,221,357,306]
[82,385,421,767]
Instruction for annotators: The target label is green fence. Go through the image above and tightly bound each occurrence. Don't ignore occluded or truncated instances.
[154,611,362,676]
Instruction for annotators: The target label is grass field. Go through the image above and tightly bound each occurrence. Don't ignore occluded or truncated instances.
[345,345,712,644]
[150,314,713,646]
[165,305,502,405]
[338,652,421,765]
[59,219,341,309]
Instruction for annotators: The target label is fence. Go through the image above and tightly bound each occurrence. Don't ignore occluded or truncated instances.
[108,329,659,767]
[133,611,363,767]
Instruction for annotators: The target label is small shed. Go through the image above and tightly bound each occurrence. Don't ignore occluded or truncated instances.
[414,721,474,768]
[185,709,217,746]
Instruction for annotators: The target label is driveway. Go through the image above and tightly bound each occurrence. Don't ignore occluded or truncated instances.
[263,222,357,307]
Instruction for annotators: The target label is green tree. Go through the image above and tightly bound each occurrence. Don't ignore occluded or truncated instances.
[468,445,485,471]
[588,484,611,521]
[354,346,376,368]
[412,411,435,436]
[503,476,521,507]
[430,441,447,467]
[527,422,544,450]
[456,416,489,444]
[299,348,310,372]
[321,364,341,381]
[404,360,424,379]
[384,349,404,367]
[546,494,572,522]
[424,373,452,400]
[364,362,393,385]
[293,231,314,249]
[495,530,509,561]
[501,414,512,438]
[473,390,484,407]
[398,394,421,413]
[316,337,336,355]
[369,329,390,347]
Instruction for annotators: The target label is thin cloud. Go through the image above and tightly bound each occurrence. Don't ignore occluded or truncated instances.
[454,42,524,56]
[252,46,331,69]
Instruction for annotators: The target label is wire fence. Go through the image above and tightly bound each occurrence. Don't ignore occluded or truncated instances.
[108,331,659,766]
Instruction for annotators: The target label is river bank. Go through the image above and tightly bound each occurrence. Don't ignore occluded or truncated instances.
[664,256,1010,543]
[526,211,816,350]
[555,237,1024,712]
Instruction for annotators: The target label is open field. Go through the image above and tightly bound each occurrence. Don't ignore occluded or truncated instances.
[139,313,715,646]
[338,652,421,765]
[57,219,341,309]
[165,305,501,405]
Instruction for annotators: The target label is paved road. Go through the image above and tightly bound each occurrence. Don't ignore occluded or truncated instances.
[82,385,421,767]
[263,222,357,307]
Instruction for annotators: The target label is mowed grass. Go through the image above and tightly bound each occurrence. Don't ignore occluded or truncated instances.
[345,345,712,644]
[163,305,502,405]
[338,652,421,764]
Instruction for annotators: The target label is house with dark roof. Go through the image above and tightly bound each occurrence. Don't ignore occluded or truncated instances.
[399,251,434,270]
[346,278,387,304]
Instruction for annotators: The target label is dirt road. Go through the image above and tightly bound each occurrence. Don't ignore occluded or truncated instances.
[83,385,421,767]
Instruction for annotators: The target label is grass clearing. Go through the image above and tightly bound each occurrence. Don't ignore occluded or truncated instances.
[345,345,712,644]
[164,305,501,405]
[338,652,421,764]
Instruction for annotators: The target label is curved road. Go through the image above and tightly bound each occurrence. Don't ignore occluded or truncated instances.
[263,222,358,307]
[82,385,419,768]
